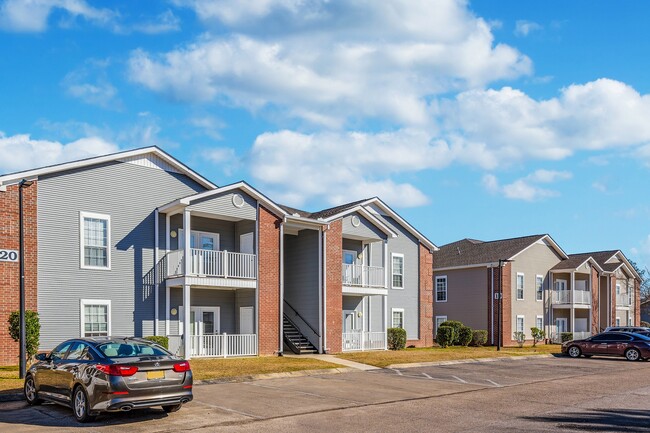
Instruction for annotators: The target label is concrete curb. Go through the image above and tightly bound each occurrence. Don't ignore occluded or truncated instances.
[195,367,357,386]
[387,353,555,369]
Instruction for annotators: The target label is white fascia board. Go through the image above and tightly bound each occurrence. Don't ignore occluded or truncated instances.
[284,214,329,228]
[434,263,490,271]
[508,235,569,261]
[320,205,396,237]
[613,251,642,280]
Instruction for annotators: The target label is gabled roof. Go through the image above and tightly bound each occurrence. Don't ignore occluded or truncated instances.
[550,253,604,273]
[0,146,216,190]
[434,234,567,269]
[578,250,641,280]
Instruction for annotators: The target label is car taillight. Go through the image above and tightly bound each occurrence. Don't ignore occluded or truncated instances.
[96,364,139,376]
[173,361,191,373]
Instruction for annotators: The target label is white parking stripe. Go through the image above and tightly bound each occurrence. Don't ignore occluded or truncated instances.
[392,369,403,376]
[451,376,467,384]
[422,373,433,379]
[192,400,263,419]
[486,379,501,387]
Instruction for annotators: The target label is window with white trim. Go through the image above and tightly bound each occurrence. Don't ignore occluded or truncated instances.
[435,316,447,335]
[80,299,111,337]
[616,283,621,295]
[391,253,404,289]
[628,317,633,326]
[536,315,543,330]
[436,276,447,302]
[80,211,110,269]
[391,308,404,329]
[616,317,621,326]
[535,275,543,301]
[516,315,525,334]
[516,273,525,300]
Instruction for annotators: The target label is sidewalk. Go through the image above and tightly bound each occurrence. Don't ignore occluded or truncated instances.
[282,353,380,371]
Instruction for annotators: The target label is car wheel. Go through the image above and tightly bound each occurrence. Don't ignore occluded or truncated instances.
[72,386,96,423]
[24,375,42,405]
[625,348,641,361]
[567,346,581,358]
[162,404,183,413]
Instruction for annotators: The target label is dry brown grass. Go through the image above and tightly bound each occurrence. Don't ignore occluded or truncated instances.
[337,344,561,368]
[189,356,340,381]
[0,366,22,394]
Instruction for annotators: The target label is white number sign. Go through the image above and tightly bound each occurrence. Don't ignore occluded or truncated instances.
[0,249,19,262]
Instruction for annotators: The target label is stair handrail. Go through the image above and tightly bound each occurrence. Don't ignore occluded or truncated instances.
[284,300,320,337]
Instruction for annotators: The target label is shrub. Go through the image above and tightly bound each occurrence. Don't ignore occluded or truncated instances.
[439,320,463,344]
[641,321,650,327]
[8,310,40,362]
[530,327,545,347]
[457,326,473,346]
[513,331,525,348]
[436,325,455,348]
[387,327,407,350]
[144,335,169,349]
[471,330,488,346]
[561,332,574,343]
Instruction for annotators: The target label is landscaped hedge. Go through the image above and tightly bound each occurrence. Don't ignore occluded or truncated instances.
[387,327,407,350]
[560,332,573,343]
[144,335,169,349]
[457,326,473,346]
[439,320,464,345]
[436,325,455,348]
[471,330,488,346]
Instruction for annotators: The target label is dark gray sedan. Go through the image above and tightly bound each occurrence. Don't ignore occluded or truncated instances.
[23,337,193,422]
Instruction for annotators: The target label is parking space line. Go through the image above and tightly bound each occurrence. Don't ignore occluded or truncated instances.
[451,376,467,384]
[422,373,433,379]
[192,400,263,419]
[392,369,403,376]
[486,379,501,387]
[244,382,366,405]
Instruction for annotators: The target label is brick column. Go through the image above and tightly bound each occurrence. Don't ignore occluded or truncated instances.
[591,267,599,334]
[409,243,433,347]
[325,219,342,353]
[0,182,38,366]
[501,262,512,345]
[635,279,641,326]
[611,276,617,325]
[257,205,281,356]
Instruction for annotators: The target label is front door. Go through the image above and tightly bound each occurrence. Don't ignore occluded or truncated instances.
[240,306,254,334]
[556,318,567,339]
[240,233,254,254]
[342,310,359,350]
[555,279,568,303]
[191,232,219,275]
[190,307,220,356]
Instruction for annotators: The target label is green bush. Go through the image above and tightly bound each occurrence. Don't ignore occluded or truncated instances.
[144,335,169,349]
[560,332,573,343]
[8,310,40,361]
[387,327,407,350]
[471,330,488,346]
[436,325,455,348]
[641,321,650,327]
[439,320,463,344]
[513,331,525,347]
[457,326,473,346]
[530,327,545,347]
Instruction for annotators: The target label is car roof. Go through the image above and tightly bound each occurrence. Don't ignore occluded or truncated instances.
[63,336,152,346]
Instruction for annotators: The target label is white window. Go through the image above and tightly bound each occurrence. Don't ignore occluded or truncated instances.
[391,253,404,289]
[391,308,404,329]
[536,315,543,330]
[535,275,543,301]
[435,316,447,335]
[616,283,621,295]
[616,317,621,326]
[436,276,447,302]
[80,299,111,337]
[80,211,111,269]
[628,317,633,326]
[516,273,525,300]
[516,315,525,334]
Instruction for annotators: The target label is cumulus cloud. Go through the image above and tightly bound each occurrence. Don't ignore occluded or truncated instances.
[131,10,180,34]
[514,20,542,37]
[129,0,531,127]
[0,132,118,173]
[482,170,571,201]
[62,59,121,109]
[0,0,116,32]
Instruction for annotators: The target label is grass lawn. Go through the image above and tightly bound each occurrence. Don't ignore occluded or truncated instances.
[337,345,562,368]
[0,366,21,395]
[190,356,340,381]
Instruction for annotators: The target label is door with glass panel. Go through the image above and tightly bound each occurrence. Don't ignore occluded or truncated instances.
[190,307,220,356]
[191,232,219,275]
[343,250,360,285]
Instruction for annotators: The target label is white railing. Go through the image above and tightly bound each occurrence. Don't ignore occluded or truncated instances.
[549,330,591,343]
[573,331,591,341]
[189,334,257,358]
[342,331,387,351]
[552,290,570,304]
[617,294,632,307]
[166,249,257,279]
[573,290,591,305]
[168,335,183,355]
[551,290,591,305]
[342,264,385,288]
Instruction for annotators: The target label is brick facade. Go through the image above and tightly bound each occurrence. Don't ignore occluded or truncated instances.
[324,219,342,353]
[635,279,641,326]
[487,262,512,346]
[611,276,617,325]
[257,205,281,356]
[0,182,38,366]
[407,243,433,347]
[591,267,599,334]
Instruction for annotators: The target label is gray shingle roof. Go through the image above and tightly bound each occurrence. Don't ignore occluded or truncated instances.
[278,198,372,220]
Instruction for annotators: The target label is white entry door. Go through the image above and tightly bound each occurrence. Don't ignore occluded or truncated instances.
[240,306,254,334]
[240,233,254,254]
[556,318,567,334]
[190,307,220,356]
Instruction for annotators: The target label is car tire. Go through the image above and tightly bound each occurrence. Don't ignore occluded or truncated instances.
[162,404,183,413]
[24,375,42,405]
[567,345,581,358]
[625,348,641,362]
[72,386,96,423]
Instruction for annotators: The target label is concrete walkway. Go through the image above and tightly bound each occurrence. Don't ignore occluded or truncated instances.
[283,353,380,371]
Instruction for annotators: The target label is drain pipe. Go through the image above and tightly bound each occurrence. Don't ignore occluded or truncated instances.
[278,221,284,356]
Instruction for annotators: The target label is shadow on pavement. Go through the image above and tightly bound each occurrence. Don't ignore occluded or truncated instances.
[523,409,650,432]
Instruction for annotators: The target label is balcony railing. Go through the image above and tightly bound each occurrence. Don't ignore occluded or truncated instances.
[551,290,591,305]
[549,330,591,343]
[616,294,633,307]
[166,249,257,279]
[342,264,385,288]
[342,331,386,351]
[167,334,257,358]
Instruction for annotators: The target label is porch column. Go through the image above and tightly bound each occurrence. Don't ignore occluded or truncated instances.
[570,307,575,336]
[571,271,575,304]
[361,296,366,350]
[383,294,388,350]
[383,240,388,288]
[165,213,171,335]
[549,272,554,340]
[183,209,191,275]
[183,283,191,359]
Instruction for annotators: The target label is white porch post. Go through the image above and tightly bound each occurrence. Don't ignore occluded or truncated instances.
[571,271,575,304]
[383,294,388,350]
[183,209,191,275]
[361,296,366,350]
[165,213,170,335]
[183,283,191,359]
[383,240,388,288]
[154,208,159,336]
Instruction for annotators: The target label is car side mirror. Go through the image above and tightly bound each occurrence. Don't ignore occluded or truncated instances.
[35,353,49,361]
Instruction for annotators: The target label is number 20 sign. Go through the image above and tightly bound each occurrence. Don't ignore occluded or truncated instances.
[0,249,19,262]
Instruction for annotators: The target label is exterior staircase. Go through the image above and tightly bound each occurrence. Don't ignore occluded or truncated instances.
[283,315,318,354]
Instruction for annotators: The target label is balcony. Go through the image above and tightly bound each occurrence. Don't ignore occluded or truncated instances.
[616,294,633,307]
[168,334,257,358]
[552,290,591,305]
[342,264,385,288]
[166,248,257,279]
[342,331,387,351]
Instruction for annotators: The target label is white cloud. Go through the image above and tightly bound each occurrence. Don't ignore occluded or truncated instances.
[514,20,542,37]
[482,170,571,201]
[0,0,116,32]
[62,59,121,109]
[202,147,235,163]
[129,0,531,126]
[132,10,180,34]
[592,181,608,194]
[189,116,226,140]
[0,132,118,173]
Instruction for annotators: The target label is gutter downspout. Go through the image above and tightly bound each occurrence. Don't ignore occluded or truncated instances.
[154,209,159,336]
[278,221,284,355]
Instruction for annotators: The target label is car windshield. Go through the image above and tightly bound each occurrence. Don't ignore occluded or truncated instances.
[633,333,650,341]
[97,341,171,358]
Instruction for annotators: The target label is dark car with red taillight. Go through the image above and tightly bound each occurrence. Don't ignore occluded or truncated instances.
[562,332,650,361]
[24,337,193,422]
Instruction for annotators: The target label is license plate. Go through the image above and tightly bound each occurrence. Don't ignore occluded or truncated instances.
[147,370,165,380]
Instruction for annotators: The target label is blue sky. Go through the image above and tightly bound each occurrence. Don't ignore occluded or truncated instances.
[1,0,649,271]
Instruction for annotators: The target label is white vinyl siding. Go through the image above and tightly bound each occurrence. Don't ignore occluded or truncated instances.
[436,276,447,302]
[80,299,111,337]
[535,275,543,301]
[391,308,404,329]
[391,253,404,289]
[516,273,525,300]
[516,315,525,334]
[80,211,111,270]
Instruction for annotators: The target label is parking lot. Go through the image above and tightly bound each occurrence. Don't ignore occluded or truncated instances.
[2,355,650,432]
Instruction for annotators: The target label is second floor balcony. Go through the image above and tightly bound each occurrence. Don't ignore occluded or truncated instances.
[166,248,257,280]
[342,263,385,288]
[616,293,633,307]
[552,289,592,305]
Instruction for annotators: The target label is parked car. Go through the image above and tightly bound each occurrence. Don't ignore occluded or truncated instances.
[562,332,650,361]
[603,326,650,333]
[24,337,193,422]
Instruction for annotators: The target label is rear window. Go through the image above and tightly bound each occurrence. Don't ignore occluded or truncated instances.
[97,341,171,358]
